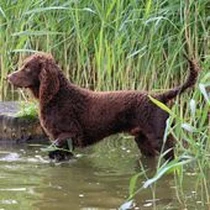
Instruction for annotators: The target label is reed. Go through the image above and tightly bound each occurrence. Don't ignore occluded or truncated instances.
[121,74,210,209]
[1,0,209,98]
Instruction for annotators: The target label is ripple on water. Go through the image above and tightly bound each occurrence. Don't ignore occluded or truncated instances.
[0,152,20,162]
[0,151,51,164]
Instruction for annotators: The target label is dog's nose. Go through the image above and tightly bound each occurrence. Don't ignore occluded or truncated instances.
[7,73,15,83]
[7,74,12,81]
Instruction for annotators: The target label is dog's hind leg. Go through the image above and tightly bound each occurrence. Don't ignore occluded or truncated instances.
[159,134,175,161]
[134,133,159,157]
[134,132,175,161]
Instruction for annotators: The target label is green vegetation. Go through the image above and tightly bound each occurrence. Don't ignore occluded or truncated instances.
[1,0,209,99]
[121,87,210,209]
[0,0,209,209]
[15,101,38,119]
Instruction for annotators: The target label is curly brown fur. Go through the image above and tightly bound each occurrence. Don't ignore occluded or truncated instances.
[7,53,200,161]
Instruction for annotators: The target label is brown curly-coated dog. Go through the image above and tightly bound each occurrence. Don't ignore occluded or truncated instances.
[7,53,200,161]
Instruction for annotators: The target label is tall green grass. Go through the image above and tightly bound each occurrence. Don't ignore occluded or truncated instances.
[120,80,210,209]
[0,0,209,99]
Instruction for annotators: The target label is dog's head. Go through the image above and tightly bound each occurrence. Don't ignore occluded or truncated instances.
[8,53,60,103]
[8,53,53,88]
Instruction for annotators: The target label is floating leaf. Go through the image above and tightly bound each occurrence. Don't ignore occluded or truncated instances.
[40,143,73,154]
[40,144,58,152]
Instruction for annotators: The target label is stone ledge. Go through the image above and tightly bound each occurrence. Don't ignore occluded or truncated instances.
[0,102,49,144]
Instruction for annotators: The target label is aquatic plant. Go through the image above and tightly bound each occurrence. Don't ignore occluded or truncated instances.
[120,77,210,209]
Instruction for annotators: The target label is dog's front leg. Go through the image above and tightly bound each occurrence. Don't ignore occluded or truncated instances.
[53,133,75,148]
[48,133,75,162]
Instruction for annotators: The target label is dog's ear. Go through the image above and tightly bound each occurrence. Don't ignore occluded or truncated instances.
[39,60,60,104]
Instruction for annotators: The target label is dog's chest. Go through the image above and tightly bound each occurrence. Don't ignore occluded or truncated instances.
[39,111,57,140]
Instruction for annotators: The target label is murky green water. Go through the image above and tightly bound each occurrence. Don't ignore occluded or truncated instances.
[0,137,207,210]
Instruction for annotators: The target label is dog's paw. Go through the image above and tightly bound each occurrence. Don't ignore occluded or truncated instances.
[48,150,73,162]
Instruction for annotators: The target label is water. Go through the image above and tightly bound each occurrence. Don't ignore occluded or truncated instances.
[0,138,207,210]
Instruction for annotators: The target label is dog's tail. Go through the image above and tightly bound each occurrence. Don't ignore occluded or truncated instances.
[156,56,200,103]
